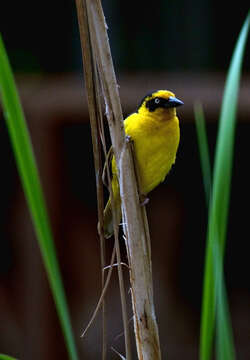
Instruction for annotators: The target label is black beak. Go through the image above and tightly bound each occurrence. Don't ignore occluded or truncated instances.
[166,96,184,108]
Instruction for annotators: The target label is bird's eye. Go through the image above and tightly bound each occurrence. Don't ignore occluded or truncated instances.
[154,98,160,104]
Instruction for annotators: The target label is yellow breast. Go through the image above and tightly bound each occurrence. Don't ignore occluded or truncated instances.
[124,111,180,195]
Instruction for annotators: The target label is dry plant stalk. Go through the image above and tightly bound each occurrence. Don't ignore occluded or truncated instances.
[75,0,162,359]
[74,1,108,358]
[75,2,131,359]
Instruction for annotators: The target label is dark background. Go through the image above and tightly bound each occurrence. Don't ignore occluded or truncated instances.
[1,1,250,73]
[0,1,250,359]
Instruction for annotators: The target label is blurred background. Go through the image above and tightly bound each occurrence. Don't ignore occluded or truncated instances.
[0,1,250,359]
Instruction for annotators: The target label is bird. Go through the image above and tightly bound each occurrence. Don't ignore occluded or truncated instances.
[102,90,183,238]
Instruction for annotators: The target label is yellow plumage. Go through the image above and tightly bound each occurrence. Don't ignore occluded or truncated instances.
[103,90,183,238]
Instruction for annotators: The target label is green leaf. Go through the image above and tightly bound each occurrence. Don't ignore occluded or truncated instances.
[0,34,79,360]
[215,247,235,360]
[198,12,250,360]
[0,355,18,360]
[195,104,235,360]
[194,102,212,206]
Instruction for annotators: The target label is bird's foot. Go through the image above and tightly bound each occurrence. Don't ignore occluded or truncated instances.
[140,194,150,206]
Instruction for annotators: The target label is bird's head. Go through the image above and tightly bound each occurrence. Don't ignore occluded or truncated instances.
[137,90,183,120]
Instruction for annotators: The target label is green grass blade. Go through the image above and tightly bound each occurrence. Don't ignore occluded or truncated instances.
[199,12,250,360]
[195,103,235,360]
[194,103,216,359]
[212,12,250,247]
[0,34,79,360]
[0,355,18,360]
[215,241,236,360]
[194,102,212,206]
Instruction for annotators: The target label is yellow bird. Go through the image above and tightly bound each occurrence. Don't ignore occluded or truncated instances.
[103,90,183,238]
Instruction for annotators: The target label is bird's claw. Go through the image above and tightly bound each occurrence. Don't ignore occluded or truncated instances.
[140,194,149,206]
[125,135,133,143]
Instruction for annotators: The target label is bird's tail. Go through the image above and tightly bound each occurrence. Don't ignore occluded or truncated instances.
[101,176,121,238]
[103,195,122,239]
